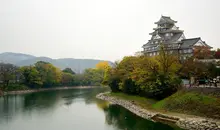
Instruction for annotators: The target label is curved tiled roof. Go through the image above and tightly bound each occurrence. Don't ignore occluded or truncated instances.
[180,38,201,49]
[167,33,183,42]
[155,16,177,25]
[159,29,183,34]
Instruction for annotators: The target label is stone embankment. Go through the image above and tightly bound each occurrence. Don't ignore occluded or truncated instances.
[96,92,220,130]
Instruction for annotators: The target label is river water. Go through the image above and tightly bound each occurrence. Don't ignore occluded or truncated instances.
[0,87,182,130]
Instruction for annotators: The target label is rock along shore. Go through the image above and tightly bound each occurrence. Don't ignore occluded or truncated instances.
[96,92,220,130]
[2,86,95,96]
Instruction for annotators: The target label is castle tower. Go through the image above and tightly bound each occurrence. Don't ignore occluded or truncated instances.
[142,16,212,60]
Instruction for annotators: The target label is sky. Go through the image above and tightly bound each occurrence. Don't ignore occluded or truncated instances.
[0,0,219,61]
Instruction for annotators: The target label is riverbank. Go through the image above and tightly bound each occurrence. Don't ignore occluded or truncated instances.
[97,92,220,130]
[1,86,95,96]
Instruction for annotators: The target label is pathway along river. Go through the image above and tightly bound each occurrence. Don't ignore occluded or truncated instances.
[0,87,182,130]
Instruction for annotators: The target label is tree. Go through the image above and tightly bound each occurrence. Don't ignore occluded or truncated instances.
[61,72,74,86]
[96,61,110,71]
[156,46,181,75]
[116,56,139,94]
[215,48,220,59]
[180,58,211,79]
[34,61,62,87]
[83,68,104,86]
[193,46,212,59]
[102,62,121,92]
[0,63,18,88]
[62,68,75,75]
[105,46,182,99]
[20,66,43,88]
[95,61,111,84]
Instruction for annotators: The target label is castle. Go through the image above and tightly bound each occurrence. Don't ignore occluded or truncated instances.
[142,16,212,60]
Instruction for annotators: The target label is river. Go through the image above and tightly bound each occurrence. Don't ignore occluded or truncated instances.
[0,87,182,130]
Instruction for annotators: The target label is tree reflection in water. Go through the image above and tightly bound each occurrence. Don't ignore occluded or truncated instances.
[103,105,182,130]
[0,87,182,130]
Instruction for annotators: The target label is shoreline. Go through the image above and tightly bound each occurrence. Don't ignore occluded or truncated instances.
[96,92,220,130]
[1,86,96,96]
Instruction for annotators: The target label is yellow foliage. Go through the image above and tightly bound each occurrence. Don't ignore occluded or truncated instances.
[96,61,110,71]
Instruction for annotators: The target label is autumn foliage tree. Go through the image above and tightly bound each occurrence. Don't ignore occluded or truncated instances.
[34,61,62,87]
[0,63,19,89]
[193,46,212,59]
[105,47,182,99]
[215,48,220,59]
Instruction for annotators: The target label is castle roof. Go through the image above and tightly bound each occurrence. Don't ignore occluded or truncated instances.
[167,33,183,43]
[155,16,177,25]
[180,38,212,49]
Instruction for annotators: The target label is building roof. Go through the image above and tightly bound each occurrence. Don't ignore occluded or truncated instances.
[203,42,212,48]
[159,29,183,34]
[155,16,177,25]
[167,33,183,42]
[180,38,201,49]
[149,31,157,35]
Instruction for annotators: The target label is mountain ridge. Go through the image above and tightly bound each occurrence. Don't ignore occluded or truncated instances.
[0,52,113,73]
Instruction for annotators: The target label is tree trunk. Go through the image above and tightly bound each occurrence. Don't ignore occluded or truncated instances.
[0,89,3,96]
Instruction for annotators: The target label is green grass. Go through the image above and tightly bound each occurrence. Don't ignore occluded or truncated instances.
[108,92,157,109]
[107,90,220,119]
[153,91,220,119]
[152,91,217,109]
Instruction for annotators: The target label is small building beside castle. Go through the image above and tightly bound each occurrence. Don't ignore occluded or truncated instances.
[142,16,212,60]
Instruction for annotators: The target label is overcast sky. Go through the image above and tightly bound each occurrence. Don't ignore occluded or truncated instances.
[0,0,219,61]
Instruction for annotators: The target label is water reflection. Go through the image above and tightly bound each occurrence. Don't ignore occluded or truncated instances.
[104,105,181,130]
[0,87,182,130]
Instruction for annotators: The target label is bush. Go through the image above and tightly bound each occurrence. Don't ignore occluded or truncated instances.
[108,76,120,92]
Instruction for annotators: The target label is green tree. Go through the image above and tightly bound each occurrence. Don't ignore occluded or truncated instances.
[20,66,43,88]
[61,72,74,86]
[83,68,103,86]
[35,61,62,87]
[62,68,75,75]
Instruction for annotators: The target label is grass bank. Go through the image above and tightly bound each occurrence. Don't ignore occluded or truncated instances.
[108,88,220,120]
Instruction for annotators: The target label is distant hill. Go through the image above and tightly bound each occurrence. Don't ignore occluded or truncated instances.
[0,52,113,73]
[0,52,35,64]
